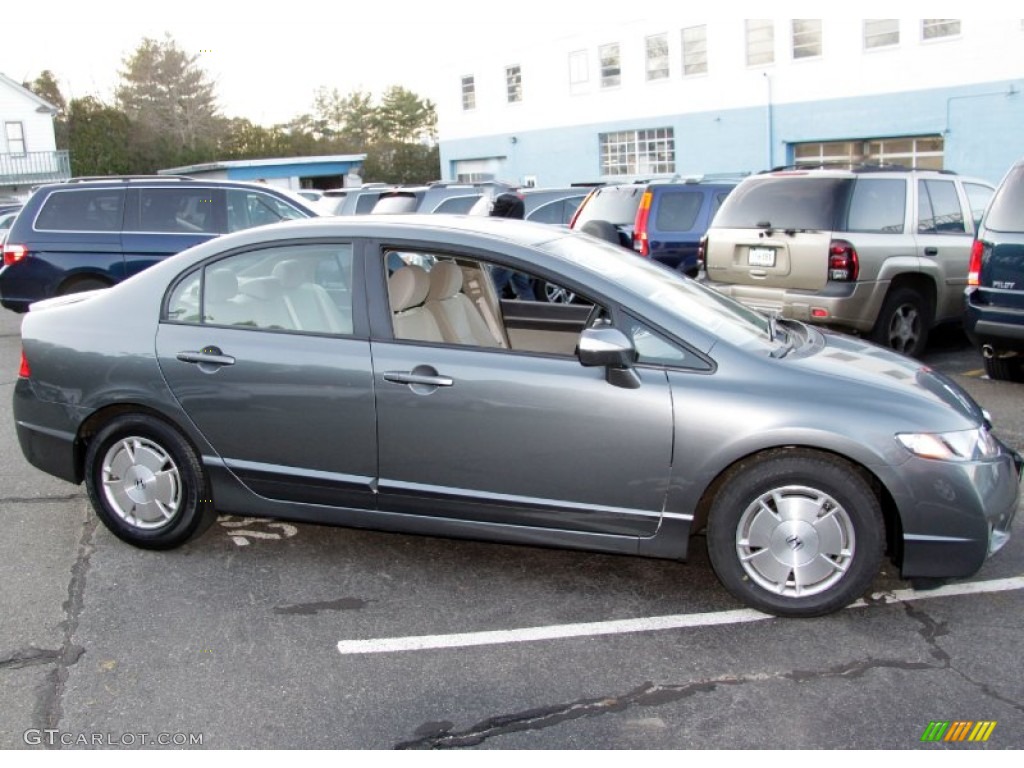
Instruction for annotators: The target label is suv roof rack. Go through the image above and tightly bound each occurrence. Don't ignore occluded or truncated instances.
[766,163,958,175]
[66,175,195,183]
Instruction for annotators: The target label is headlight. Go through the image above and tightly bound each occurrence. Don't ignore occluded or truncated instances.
[897,427,1000,461]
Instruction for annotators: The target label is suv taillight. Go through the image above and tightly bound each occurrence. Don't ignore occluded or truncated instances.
[968,239,985,287]
[3,243,28,267]
[19,349,31,379]
[632,191,653,257]
[828,240,859,282]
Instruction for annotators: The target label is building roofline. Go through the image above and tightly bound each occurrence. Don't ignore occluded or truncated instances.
[0,72,59,115]
[159,154,368,175]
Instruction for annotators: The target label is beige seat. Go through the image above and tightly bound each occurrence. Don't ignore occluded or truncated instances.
[272,259,352,334]
[388,266,444,343]
[424,262,502,347]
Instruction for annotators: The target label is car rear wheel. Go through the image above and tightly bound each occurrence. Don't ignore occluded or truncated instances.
[871,286,931,357]
[84,414,216,550]
[706,450,884,617]
[535,280,578,304]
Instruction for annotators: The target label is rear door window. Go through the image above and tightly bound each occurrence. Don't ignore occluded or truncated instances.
[917,180,965,234]
[35,189,125,232]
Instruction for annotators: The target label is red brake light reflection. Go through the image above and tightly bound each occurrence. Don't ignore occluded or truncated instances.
[19,350,31,378]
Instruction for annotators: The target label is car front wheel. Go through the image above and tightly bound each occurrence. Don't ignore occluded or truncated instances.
[707,450,884,617]
[84,414,216,550]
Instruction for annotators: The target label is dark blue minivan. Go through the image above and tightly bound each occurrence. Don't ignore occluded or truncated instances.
[0,177,318,312]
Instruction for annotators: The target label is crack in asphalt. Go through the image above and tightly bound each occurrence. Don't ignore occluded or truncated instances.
[398,598,1017,749]
[0,647,63,671]
[274,597,371,615]
[0,494,85,506]
[33,511,96,746]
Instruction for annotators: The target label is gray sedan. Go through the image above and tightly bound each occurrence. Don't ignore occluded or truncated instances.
[12,215,1021,617]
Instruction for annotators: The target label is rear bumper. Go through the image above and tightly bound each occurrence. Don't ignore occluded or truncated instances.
[706,279,885,333]
[964,296,1024,353]
[878,446,1021,579]
[13,379,82,484]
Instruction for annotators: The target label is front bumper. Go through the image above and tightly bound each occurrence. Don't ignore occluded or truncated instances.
[879,445,1022,579]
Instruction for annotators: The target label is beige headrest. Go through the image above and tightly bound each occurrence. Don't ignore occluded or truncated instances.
[389,265,430,311]
[426,261,463,302]
[205,268,238,303]
[273,259,306,289]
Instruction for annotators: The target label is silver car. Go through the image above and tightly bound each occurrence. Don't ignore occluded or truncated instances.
[13,216,1021,617]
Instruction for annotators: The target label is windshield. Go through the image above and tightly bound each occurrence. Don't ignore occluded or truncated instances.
[715,176,852,230]
[544,234,775,350]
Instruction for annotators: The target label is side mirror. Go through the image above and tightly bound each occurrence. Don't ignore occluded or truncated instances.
[577,327,641,389]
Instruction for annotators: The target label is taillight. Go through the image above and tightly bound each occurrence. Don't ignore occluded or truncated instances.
[633,191,653,256]
[3,243,28,266]
[19,349,31,379]
[828,239,859,282]
[697,235,709,268]
[968,239,985,287]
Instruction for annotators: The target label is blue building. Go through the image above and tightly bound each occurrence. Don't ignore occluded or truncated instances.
[437,18,1024,188]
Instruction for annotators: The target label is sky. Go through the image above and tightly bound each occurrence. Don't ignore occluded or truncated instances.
[3,1,998,127]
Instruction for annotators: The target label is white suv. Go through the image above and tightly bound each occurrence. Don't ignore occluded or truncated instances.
[701,167,994,356]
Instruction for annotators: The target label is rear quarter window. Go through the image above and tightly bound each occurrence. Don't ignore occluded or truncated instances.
[35,189,125,232]
[984,166,1024,233]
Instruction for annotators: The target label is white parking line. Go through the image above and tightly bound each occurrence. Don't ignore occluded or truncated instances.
[336,575,1024,655]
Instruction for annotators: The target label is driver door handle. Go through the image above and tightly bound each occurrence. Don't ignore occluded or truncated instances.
[383,371,454,387]
[177,349,236,367]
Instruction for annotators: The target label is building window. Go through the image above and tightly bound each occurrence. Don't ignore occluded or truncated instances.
[599,43,621,88]
[745,20,774,66]
[864,19,899,49]
[792,19,822,59]
[645,34,669,81]
[793,135,944,171]
[4,122,26,156]
[506,65,522,103]
[461,76,476,111]
[922,19,960,40]
[599,128,675,177]
[681,25,708,75]
[569,50,589,94]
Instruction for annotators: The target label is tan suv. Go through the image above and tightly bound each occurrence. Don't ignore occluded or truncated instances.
[701,167,994,356]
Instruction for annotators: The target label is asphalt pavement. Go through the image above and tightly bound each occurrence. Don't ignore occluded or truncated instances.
[1,309,1021,750]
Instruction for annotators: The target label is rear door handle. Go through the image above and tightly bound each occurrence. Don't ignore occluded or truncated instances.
[177,348,236,367]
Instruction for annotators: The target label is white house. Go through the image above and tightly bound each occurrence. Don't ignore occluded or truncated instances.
[437,18,1024,188]
[0,72,70,200]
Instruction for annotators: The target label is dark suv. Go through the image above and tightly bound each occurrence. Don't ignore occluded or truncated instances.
[569,177,740,276]
[965,159,1024,381]
[0,177,318,312]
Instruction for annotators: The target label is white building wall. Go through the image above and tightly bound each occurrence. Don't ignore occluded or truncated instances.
[0,81,57,154]
[438,18,1024,140]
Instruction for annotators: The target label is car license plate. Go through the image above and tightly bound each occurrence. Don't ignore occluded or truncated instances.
[748,247,776,267]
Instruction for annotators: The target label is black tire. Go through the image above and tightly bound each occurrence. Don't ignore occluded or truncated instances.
[706,450,885,617]
[84,414,216,550]
[60,278,109,295]
[870,286,931,357]
[982,353,1024,382]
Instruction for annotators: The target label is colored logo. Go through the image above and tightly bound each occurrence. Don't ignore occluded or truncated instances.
[920,721,996,742]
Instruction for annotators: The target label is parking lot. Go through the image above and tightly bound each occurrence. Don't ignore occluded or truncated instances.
[1,306,1022,750]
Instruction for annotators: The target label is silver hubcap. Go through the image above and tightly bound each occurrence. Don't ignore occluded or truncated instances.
[885,304,921,353]
[101,437,182,530]
[545,284,576,304]
[736,485,855,598]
